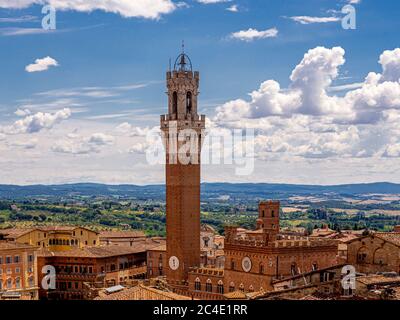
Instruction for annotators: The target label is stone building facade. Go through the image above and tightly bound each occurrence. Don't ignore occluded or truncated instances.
[37,245,151,300]
[0,226,99,251]
[184,201,338,299]
[0,242,39,300]
[146,243,167,278]
[346,231,400,274]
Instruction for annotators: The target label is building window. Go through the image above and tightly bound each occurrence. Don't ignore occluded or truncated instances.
[15,267,20,274]
[28,276,34,287]
[259,263,264,274]
[6,256,11,264]
[205,279,212,293]
[239,283,244,292]
[186,92,193,114]
[194,278,201,291]
[230,260,235,270]
[7,278,12,289]
[357,253,367,263]
[93,240,96,245]
[291,263,298,276]
[217,281,224,294]
[229,282,235,292]
[262,210,265,217]
[312,263,318,271]
[0,257,2,264]
[172,92,178,114]
[249,285,254,292]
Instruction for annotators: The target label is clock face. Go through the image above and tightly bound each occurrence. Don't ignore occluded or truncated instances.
[242,257,252,273]
[169,256,180,270]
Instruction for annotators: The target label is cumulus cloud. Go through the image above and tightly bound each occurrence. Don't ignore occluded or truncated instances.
[0,108,71,134]
[213,47,400,160]
[215,47,400,125]
[25,56,58,73]
[230,27,278,42]
[115,122,151,137]
[0,0,176,19]
[52,132,114,155]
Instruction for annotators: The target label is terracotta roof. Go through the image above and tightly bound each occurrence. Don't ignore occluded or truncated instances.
[37,245,150,258]
[0,226,99,238]
[99,230,145,239]
[356,275,400,286]
[200,224,216,234]
[147,244,166,252]
[0,241,37,250]
[374,232,400,247]
[223,290,247,300]
[95,284,191,300]
[0,228,34,238]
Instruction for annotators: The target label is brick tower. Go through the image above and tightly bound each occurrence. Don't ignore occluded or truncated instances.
[160,49,206,287]
[256,201,280,242]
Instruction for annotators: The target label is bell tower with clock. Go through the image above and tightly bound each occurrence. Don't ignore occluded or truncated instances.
[160,47,206,288]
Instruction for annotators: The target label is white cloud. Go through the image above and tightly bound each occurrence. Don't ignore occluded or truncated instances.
[0,108,71,134]
[226,4,238,12]
[25,56,58,73]
[8,139,38,149]
[88,133,114,146]
[213,47,400,163]
[230,27,278,42]
[115,122,151,137]
[197,0,230,3]
[289,16,340,24]
[52,132,114,154]
[15,108,31,117]
[379,48,400,82]
[215,47,400,126]
[0,0,177,19]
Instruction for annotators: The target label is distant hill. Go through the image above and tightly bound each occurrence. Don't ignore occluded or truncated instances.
[0,182,399,200]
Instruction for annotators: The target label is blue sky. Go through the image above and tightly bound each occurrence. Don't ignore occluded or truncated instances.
[0,0,400,185]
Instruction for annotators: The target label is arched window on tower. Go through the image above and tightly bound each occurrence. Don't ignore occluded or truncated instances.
[217,280,224,294]
[186,92,192,114]
[229,282,235,292]
[172,91,178,114]
[206,279,212,292]
[194,278,201,291]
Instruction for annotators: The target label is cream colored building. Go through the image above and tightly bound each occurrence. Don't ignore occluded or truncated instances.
[0,226,99,252]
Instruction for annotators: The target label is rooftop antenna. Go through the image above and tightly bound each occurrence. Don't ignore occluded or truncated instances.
[182,40,185,54]
[169,58,171,72]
